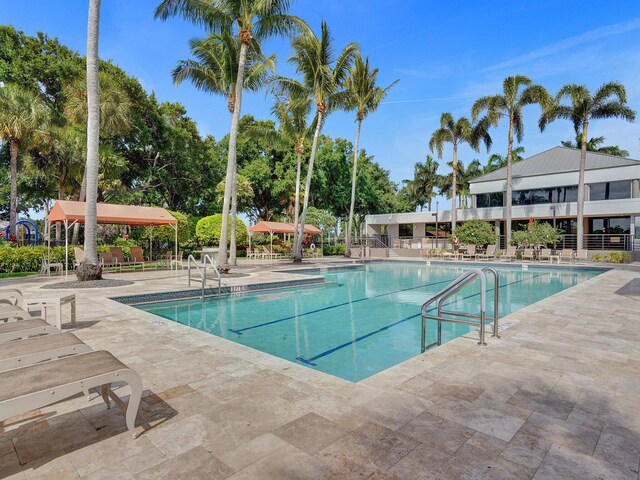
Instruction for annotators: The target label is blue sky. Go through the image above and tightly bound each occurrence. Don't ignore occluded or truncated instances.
[3,0,640,190]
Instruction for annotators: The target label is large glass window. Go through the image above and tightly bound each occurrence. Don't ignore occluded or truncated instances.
[590,181,631,201]
[476,192,504,208]
[588,217,630,234]
[399,224,413,237]
[512,185,577,205]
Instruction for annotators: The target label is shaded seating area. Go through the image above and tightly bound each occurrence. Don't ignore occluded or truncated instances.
[47,200,178,276]
[248,221,322,260]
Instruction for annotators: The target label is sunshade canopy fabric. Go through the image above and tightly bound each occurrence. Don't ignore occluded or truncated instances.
[249,221,321,235]
[48,200,177,226]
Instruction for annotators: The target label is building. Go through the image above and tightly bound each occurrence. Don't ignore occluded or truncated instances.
[365,147,640,251]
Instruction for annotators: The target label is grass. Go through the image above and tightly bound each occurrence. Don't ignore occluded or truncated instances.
[0,272,39,279]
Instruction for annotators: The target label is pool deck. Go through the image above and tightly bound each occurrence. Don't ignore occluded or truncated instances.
[1,258,640,479]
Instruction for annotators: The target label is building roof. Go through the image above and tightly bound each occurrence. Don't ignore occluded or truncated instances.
[48,200,177,226]
[471,146,639,183]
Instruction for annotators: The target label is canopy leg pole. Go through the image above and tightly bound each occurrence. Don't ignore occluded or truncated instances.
[174,224,178,272]
[46,219,50,277]
[150,226,153,268]
[64,219,68,279]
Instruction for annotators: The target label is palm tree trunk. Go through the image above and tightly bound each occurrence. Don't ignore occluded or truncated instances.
[294,110,323,263]
[8,139,18,238]
[292,150,302,258]
[71,167,87,245]
[451,145,457,236]
[577,121,588,250]
[505,118,514,244]
[79,0,102,281]
[219,40,248,269]
[346,118,362,258]
[229,163,237,266]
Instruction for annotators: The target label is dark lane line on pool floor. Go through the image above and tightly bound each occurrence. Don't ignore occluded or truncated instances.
[227,276,460,335]
[296,272,548,367]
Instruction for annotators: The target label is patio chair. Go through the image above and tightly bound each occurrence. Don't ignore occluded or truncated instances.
[574,250,589,263]
[500,245,517,261]
[401,239,412,249]
[73,247,84,269]
[538,248,552,262]
[0,350,143,438]
[0,318,58,342]
[110,247,143,270]
[559,249,574,263]
[0,332,92,372]
[130,246,157,270]
[522,248,536,261]
[99,251,119,270]
[40,254,63,276]
[392,239,401,248]
[262,245,281,259]
[170,251,184,270]
[0,304,33,322]
[461,245,476,260]
[441,250,456,260]
[476,244,496,261]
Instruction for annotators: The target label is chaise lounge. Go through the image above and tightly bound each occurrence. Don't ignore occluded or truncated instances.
[0,318,58,342]
[0,332,92,372]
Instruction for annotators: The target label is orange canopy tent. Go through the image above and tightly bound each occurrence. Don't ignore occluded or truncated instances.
[249,221,321,235]
[248,221,321,254]
[47,200,178,276]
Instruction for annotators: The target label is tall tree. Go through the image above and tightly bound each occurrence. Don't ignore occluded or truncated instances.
[343,54,397,256]
[407,156,440,211]
[0,83,49,237]
[78,0,102,281]
[429,114,490,236]
[272,21,358,262]
[484,146,525,173]
[172,31,274,264]
[561,133,629,157]
[471,75,550,243]
[155,0,307,270]
[540,82,635,249]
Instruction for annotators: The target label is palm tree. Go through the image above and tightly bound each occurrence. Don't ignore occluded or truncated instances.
[561,133,629,157]
[429,114,491,236]
[172,31,275,265]
[471,75,550,243]
[484,146,525,173]
[78,0,102,281]
[272,22,358,262]
[404,156,440,211]
[0,83,49,238]
[343,54,397,257]
[540,82,636,249]
[155,0,307,270]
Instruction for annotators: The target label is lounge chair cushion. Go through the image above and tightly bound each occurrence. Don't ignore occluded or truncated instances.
[0,318,50,334]
[0,333,85,361]
[0,351,127,402]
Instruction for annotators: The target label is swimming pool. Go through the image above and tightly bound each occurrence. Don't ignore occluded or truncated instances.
[135,262,602,381]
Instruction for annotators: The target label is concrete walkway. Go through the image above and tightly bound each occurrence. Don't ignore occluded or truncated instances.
[1,261,639,479]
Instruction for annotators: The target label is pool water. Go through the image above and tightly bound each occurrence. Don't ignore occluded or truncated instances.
[135,262,602,381]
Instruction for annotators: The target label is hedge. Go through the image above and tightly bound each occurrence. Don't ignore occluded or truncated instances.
[0,246,72,273]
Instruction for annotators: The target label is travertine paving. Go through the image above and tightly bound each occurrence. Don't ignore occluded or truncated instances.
[1,260,639,479]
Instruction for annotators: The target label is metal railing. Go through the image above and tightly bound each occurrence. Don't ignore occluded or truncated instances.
[187,254,221,299]
[420,267,499,353]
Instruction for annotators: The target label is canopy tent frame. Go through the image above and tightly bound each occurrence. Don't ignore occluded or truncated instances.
[47,200,178,277]
[248,221,321,258]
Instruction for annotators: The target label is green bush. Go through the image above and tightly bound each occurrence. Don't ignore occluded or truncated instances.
[456,220,494,246]
[323,244,346,256]
[592,252,630,263]
[510,221,561,247]
[132,210,190,245]
[0,246,72,273]
[196,214,248,246]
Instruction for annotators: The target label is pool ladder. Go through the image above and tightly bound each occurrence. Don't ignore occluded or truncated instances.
[187,254,221,299]
[421,267,499,353]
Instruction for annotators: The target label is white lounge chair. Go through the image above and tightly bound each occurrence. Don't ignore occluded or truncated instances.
[0,318,58,342]
[538,248,552,262]
[559,249,574,263]
[501,245,517,261]
[0,304,33,322]
[0,332,92,372]
[476,245,496,261]
[461,245,476,260]
[522,248,535,261]
[0,350,143,438]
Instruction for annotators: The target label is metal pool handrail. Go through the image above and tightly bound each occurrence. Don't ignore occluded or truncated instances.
[187,254,221,299]
[420,268,500,353]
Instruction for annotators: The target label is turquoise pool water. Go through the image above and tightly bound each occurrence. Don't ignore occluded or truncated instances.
[135,262,602,381]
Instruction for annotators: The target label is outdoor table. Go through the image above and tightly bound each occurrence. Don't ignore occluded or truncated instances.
[549,255,560,264]
[25,294,76,330]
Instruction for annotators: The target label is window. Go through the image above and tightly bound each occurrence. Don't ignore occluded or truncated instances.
[399,224,413,237]
[590,181,631,201]
[588,217,630,234]
[476,192,504,208]
[512,185,577,205]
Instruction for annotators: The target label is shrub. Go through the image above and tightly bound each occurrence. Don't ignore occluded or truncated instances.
[510,221,561,247]
[456,220,494,246]
[131,210,190,245]
[196,214,248,246]
[323,244,346,256]
[592,252,630,263]
[0,246,72,273]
